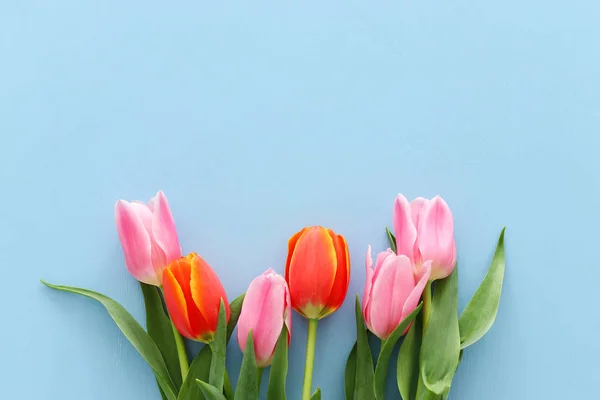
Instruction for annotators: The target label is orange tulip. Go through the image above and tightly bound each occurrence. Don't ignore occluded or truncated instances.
[285,226,350,319]
[162,253,230,342]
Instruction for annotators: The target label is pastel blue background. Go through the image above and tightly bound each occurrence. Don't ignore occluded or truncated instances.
[1,1,598,399]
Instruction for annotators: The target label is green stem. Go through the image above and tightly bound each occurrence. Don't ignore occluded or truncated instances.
[258,367,265,389]
[171,319,189,381]
[422,281,433,332]
[301,319,318,400]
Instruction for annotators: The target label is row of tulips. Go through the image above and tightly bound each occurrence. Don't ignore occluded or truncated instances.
[43,191,506,400]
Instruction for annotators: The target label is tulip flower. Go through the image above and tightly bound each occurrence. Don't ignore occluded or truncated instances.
[114,191,181,286]
[362,246,431,340]
[237,269,292,368]
[393,194,456,281]
[285,225,350,400]
[162,253,230,342]
[285,226,350,319]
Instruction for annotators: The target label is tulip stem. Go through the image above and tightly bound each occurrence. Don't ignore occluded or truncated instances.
[257,367,265,389]
[302,318,318,400]
[171,320,189,381]
[422,282,433,332]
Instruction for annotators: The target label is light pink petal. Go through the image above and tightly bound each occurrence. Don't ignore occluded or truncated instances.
[393,194,417,262]
[237,271,286,367]
[114,200,156,285]
[374,248,394,272]
[284,280,292,344]
[151,191,181,264]
[362,246,375,327]
[417,196,456,280]
[369,255,415,339]
[130,201,153,235]
[410,197,429,228]
[401,261,432,326]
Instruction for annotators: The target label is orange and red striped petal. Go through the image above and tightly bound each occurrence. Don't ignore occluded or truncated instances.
[320,230,350,318]
[162,267,193,339]
[287,226,337,318]
[190,255,230,341]
[285,227,308,283]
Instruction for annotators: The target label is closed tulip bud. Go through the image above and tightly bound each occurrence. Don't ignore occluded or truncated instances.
[285,226,350,320]
[114,191,181,286]
[162,253,230,342]
[393,194,456,281]
[237,269,292,367]
[362,246,431,340]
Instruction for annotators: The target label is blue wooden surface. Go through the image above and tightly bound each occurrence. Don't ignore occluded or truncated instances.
[1,1,599,399]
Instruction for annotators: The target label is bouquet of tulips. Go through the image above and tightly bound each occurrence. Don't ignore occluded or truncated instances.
[42,191,505,400]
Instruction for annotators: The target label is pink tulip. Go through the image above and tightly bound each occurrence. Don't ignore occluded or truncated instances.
[393,194,456,281]
[362,246,431,340]
[114,191,181,286]
[237,269,292,368]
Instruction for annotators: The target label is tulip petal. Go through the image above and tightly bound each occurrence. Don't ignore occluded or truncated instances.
[151,191,182,264]
[162,267,193,339]
[369,255,415,339]
[114,200,155,285]
[284,227,308,283]
[190,255,230,339]
[362,246,374,327]
[320,230,350,317]
[284,283,292,344]
[410,197,428,264]
[393,194,417,262]
[287,226,337,318]
[401,261,432,324]
[417,196,456,280]
[237,271,286,367]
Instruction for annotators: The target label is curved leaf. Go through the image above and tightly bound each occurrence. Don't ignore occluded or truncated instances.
[267,326,289,400]
[209,300,228,391]
[234,331,259,400]
[41,281,178,400]
[196,380,227,400]
[386,227,397,253]
[344,343,357,399]
[374,303,422,400]
[459,228,506,349]
[353,295,374,400]
[141,283,183,389]
[397,317,422,400]
[419,268,461,395]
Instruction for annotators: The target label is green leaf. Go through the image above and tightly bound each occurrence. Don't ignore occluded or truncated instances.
[397,316,422,400]
[267,326,289,400]
[374,303,422,400]
[344,343,357,399]
[385,227,397,253]
[41,281,178,400]
[419,269,461,395]
[459,228,506,349]
[310,387,322,400]
[209,299,228,391]
[234,330,259,400]
[178,293,246,400]
[224,371,235,400]
[141,283,183,389]
[353,295,375,400]
[196,380,228,400]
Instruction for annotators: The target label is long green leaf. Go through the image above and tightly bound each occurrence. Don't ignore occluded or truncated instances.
[224,371,235,400]
[310,387,322,400]
[385,227,397,253]
[267,326,289,400]
[178,293,245,400]
[196,380,228,400]
[374,303,422,400]
[234,331,259,400]
[41,281,178,400]
[397,316,422,400]
[344,343,357,399]
[459,228,506,349]
[419,269,461,395]
[141,283,183,389]
[353,295,374,400]
[209,299,228,391]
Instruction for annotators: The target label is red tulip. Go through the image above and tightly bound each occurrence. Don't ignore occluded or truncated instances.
[285,226,350,319]
[162,253,230,342]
